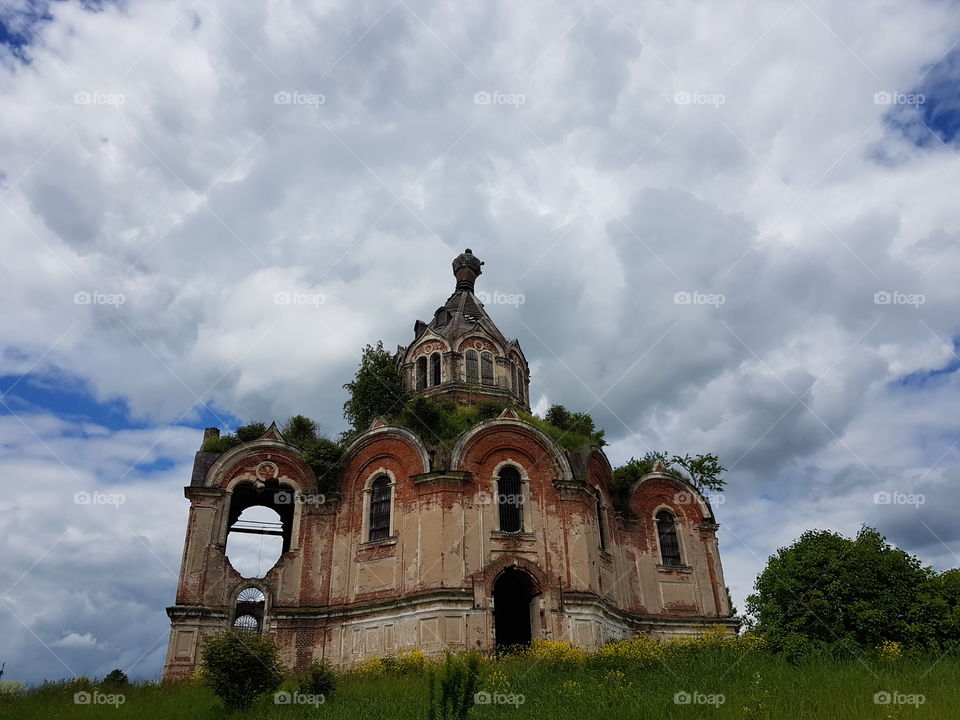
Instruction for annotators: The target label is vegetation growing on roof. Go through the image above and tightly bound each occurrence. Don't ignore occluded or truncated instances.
[524,404,606,450]
[610,451,727,515]
[342,341,406,433]
[201,415,344,493]
[200,422,269,453]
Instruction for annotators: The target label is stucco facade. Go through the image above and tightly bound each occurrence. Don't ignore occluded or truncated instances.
[163,250,737,679]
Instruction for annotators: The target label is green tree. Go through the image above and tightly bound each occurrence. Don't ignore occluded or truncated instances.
[746,526,933,655]
[544,405,572,429]
[282,415,318,448]
[671,453,727,492]
[302,436,343,493]
[235,422,267,443]
[343,341,406,432]
[200,630,284,710]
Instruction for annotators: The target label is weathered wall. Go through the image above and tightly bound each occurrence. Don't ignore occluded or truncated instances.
[162,420,737,679]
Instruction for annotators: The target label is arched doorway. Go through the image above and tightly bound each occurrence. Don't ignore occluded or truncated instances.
[493,567,537,652]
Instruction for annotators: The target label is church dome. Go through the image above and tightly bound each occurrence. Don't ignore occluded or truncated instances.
[398,250,530,408]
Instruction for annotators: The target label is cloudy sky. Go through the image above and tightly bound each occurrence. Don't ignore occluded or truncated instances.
[2,0,960,684]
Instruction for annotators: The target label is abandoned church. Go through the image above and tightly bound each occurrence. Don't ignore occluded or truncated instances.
[162,249,737,678]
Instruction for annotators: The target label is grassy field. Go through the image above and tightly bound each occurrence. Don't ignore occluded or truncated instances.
[2,636,955,719]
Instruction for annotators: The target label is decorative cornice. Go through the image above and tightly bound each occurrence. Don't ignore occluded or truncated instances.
[410,470,473,487]
[184,486,227,500]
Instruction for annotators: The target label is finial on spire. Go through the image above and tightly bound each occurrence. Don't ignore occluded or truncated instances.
[452,249,483,292]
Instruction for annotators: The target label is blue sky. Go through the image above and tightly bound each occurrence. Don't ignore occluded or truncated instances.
[2,0,960,685]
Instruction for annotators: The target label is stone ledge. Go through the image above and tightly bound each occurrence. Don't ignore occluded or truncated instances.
[410,470,473,487]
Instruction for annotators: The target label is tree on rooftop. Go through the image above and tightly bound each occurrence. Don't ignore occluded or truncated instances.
[343,341,406,432]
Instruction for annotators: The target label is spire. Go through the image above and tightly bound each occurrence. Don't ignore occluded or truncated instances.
[452,248,483,292]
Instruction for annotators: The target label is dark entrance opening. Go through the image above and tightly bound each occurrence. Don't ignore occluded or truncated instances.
[493,568,536,652]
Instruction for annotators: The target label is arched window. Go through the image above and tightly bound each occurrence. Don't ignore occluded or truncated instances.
[595,490,607,552]
[431,352,441,386]
[512,364,518,393]
[656,510,682,566]
[465,349,479,383]
[233,614,259,632]
[416,356,427,391]
[369,476,392,541]
[497,466,523,533]
[234,587,265,634]
[481,352,494,386]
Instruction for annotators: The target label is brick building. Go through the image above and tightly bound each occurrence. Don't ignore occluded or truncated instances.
[162,249,737,678]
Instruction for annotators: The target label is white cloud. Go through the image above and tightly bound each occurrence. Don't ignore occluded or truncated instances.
[2,0,960,682]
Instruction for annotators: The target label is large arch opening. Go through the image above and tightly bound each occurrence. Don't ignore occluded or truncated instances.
[224,483,294,578]
[225,507,284,577]
[493,567,537,652]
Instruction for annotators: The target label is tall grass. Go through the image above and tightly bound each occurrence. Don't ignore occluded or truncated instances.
[2,635,955,719]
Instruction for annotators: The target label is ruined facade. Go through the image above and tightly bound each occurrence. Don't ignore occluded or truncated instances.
[163,249,737,679]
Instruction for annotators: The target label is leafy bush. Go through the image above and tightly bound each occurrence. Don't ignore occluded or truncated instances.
[102,669,128,688]
[235,422,267,442]
[200,630,284,710]
[200,422,270,452]
[201,434,241,452]
[298,660,336,697]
